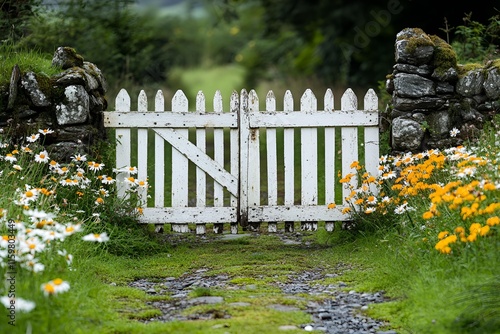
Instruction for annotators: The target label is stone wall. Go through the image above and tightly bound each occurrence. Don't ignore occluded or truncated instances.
[386,28,500,153]
[0,47,108,161]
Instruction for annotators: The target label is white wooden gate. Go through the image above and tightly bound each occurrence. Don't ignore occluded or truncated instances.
[103,88,379,234]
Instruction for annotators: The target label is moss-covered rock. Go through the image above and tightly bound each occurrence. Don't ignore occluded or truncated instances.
[430,35,458,79]
[51,47,84,70]
[395,28,434,66]
[2,47,107,161]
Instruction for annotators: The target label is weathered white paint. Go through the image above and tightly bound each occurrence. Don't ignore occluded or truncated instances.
[229,91,239,234]
[104,88,379,234]
[195,91,207,234]
[248,111,377,127]
[324,89,335,232]
[104,112,237,128]
[300,89,318,231]
[283,90,295,232]
[114,89,131,199]
[247,90,261,231]
[266,90,278,233]
[238,89,250,228]
[139,207,238,224]
[137,90,148,208]
[364,89,380,195]
[247,205,351,222]
[171,90,189,233]
[341,89,359,206]
[154,90,165,233]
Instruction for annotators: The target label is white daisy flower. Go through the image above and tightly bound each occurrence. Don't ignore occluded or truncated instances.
[26,133,40,143]
[34,150,50,163]
[38,128,54,135]
[82,232,109,243]
[41,278,70,296]
[101,175,116,184]
[449,127,460,137]
[4,153,17,163]
[71,153,87,162]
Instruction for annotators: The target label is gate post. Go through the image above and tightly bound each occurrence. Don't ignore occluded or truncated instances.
[239,89,249,229]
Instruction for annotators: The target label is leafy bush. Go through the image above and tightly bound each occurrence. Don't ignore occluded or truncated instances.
[452,11,500,63]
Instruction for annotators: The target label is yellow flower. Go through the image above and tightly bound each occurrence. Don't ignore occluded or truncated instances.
[438,231,449,240]
[469,223,482,235]
[327,203,336,209]
[467,233,478,242]
[341,207,351,214]
[339,173,355,183]
[486,216,500,226]
[479,225,490,237]
[422,211,434,220]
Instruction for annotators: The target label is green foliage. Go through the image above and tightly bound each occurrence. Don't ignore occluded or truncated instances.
[0,0,41,42]
[451,11,500,63]
[0,43,59,84]
[16,0,204,85]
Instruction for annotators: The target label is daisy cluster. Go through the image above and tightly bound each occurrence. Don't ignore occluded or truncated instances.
[338,131,499,255]
[0,129,148,313]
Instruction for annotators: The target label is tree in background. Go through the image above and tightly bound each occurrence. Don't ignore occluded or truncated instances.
[204,0,499,88]
[0,0,41,42]
[6,0,499,91]
[17,0,204,85]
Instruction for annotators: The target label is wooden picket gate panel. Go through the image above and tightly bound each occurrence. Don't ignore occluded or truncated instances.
[103,87,379,234]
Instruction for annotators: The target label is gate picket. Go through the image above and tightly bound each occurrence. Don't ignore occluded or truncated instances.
[341,89,359,208]
[114,89,131,199]
[195,91,207,235]
[229,91,240,234]
[265,91,278,233]
[137,90,148,208]
[283,90,295,232]
[247,90,261,231]
[171,90,189,233]
[154,90,165,233]
[324,89,336,232]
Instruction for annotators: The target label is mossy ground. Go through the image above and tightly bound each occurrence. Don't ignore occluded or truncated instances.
[1,225,406,334]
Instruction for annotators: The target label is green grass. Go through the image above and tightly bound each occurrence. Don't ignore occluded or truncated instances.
[168,64,246,109]
[0,46,60,84]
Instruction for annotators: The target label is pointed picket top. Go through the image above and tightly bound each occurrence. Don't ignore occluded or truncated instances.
[172,89,188,112]
[155,90,164,112]
[196,90,205,113]
[284,90,293,112]
[240,88,248,112]
[115,88,130,112]
[230,90,239,114]
[138,90,148,112]
[341,88,357,111]
[300,88,317,112]
[363,88,378,111]
[324,88,334,112]
[266,90,276,112]
[249,89,259,112]
[214,90,223,113]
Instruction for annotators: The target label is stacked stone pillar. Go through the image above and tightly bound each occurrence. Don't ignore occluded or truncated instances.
[386,28,500,153]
